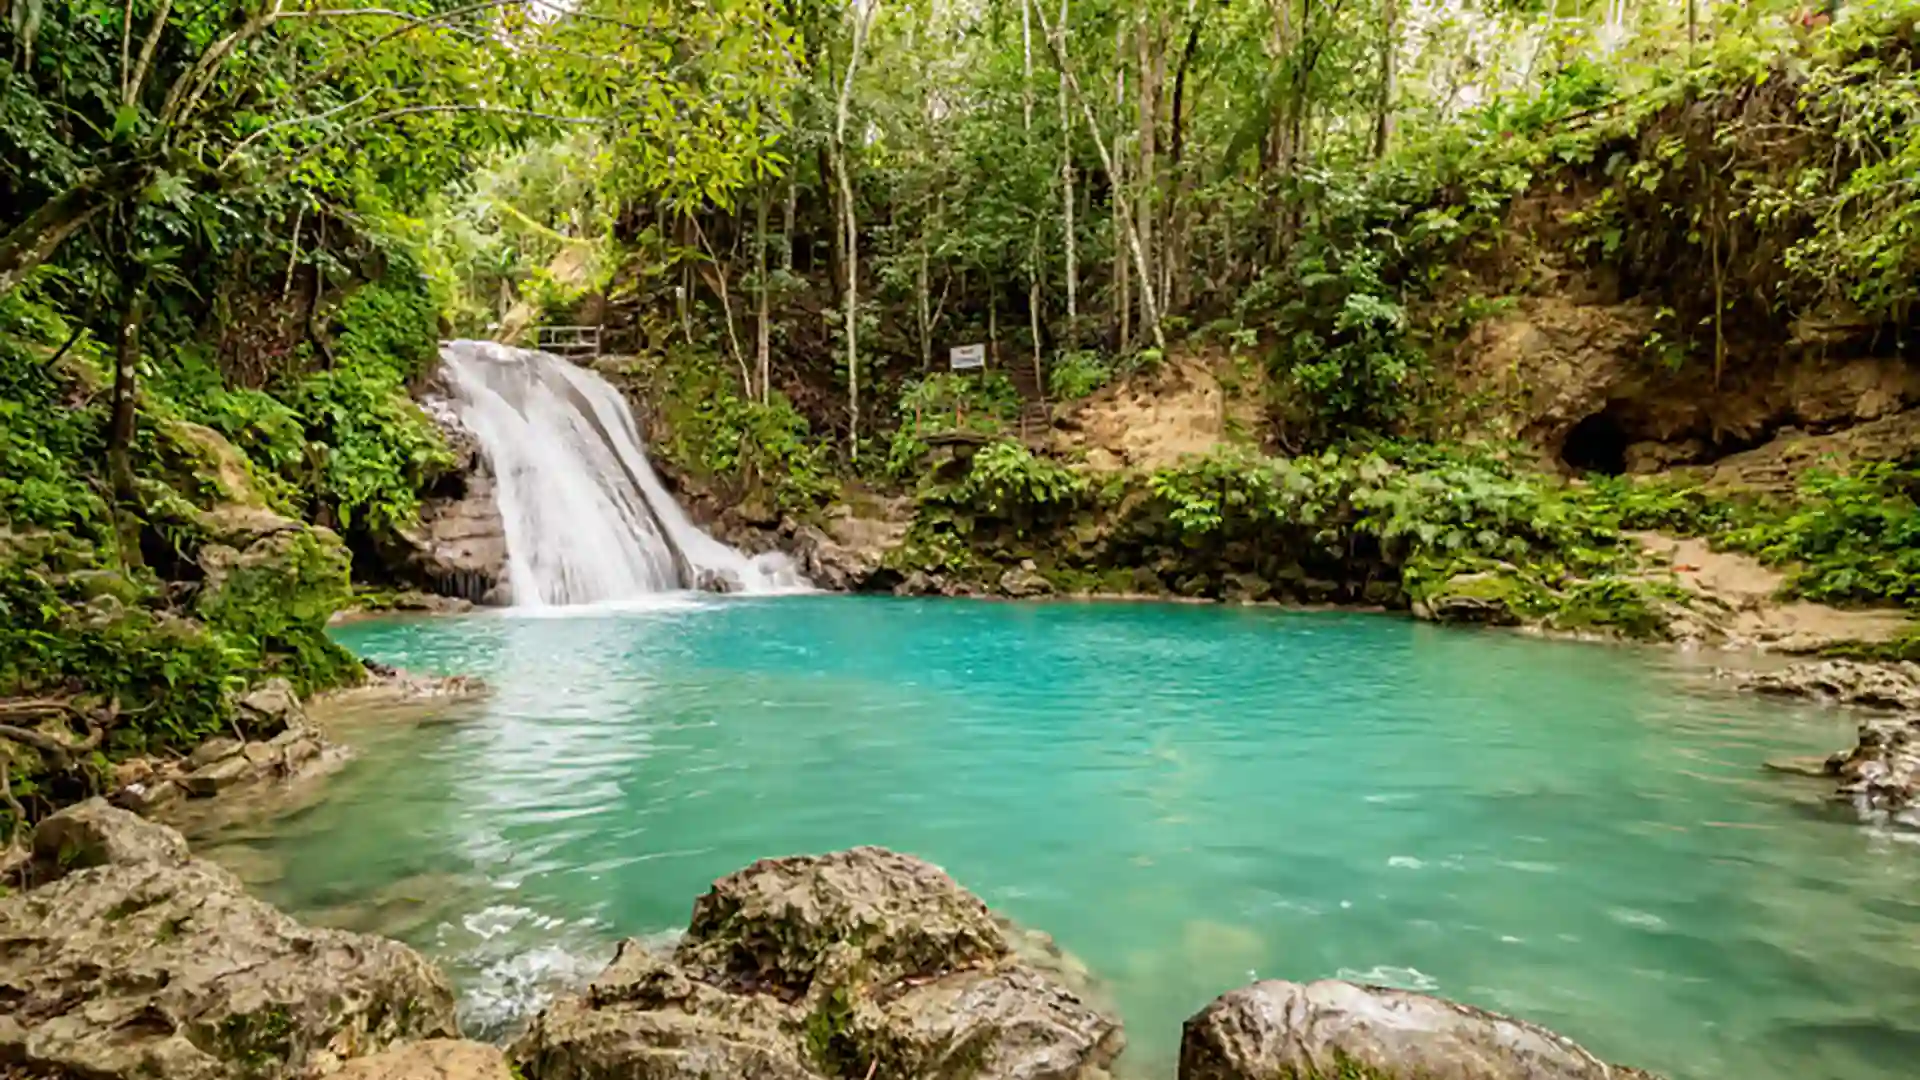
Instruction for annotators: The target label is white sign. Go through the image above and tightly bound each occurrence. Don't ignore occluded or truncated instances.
[949,343,986,370]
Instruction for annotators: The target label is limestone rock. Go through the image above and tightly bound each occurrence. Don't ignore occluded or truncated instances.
[679,847,1008,996]
[695,567,746,594]
[0,803,458,1080]
[1413,573,1526,627]
[376,403,510,604]
[238,677,305,734]
[853,965,1123,1080]
[25,797,188,883]
[1458,293,1920,471]
[999,562,1056,599]
[1178,980,1659,1080]
[329,1040,515,1080]
[1721,659,1920,711]
[514,847,1121,1080]
[792,525,897,593]
[1829,715,1920,828]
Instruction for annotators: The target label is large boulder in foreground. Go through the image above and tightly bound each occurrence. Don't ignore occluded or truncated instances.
[514,846,1123,1080]
[1179,981,1658,1080]
[0,801,458,1080]
[330,1039,515,1080]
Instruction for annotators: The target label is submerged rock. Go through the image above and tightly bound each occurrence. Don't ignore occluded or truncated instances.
[1178,980,1659,1080]
[0,801,458,1080]
[513,846,1122,1080]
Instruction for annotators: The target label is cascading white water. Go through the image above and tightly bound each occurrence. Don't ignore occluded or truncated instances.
[439,340,806,606]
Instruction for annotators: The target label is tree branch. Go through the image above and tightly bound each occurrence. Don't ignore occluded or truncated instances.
[159,0,286,127]
[220,89,378,168]
[244,105,604,188]
[126,0,175,108]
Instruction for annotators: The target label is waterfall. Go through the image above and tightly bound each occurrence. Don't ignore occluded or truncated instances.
[438,340,806,606]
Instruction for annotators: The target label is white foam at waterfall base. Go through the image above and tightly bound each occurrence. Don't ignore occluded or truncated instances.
[439,340,808,606]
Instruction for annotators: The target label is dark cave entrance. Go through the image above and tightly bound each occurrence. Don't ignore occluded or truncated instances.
[1561,409,1631,476]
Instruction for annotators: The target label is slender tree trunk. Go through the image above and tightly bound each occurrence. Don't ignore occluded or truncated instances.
[755,184,772,403]
[782,174,798,273]
[691,217,748,391]
[1114,22,1130,352]
[1134,17,1157,336]
[820,146,844,309]
[1022,0,1043,388]
[1058,0,1078,344]
[107,267,145,569]
[1039,1,1165,353]
[1168,0,1202,315]
[918,229,933,372]
[108,286,141,503]
[834,0,879,458]
[1372,0,1398,160]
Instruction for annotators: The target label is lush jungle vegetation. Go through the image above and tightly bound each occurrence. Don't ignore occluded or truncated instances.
[4,0,1920,834]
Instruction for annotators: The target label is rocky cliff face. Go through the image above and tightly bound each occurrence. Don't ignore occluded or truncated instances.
[1457,295,1920,477]
[376,399,510,603]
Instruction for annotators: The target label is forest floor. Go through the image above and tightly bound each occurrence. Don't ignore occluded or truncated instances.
[1636,532,1912,652]
[1052,352,1260,471]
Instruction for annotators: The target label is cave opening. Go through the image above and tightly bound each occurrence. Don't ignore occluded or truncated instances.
[1561,409,1631,476]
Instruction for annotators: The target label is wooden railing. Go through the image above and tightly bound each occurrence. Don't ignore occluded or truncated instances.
[536,324,603,359]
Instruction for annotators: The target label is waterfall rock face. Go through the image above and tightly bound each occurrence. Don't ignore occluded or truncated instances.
[438,341,805,606]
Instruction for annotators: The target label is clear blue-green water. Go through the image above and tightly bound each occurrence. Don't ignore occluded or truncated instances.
[211,597,1920,1078]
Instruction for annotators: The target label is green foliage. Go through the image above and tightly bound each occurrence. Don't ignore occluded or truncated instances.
[0,534,241,753]
[195,531,361,697]
[287,277,452,532]
[0,295,111,545]
[653,351,838,513]
[885,372,1022,480]
[1047,350,1113,401]
[949,441,1089,520]
[1723,460,1920,607]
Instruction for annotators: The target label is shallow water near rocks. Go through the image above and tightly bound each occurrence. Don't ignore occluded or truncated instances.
[203,597,1920,1078]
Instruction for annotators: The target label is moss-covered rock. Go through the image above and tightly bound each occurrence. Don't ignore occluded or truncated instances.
[195,512,361,696]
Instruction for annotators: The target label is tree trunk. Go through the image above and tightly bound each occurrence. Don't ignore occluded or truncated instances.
[107,272,144,569]
[918,227,933,372]
[1134,17,1157,336]
[1114,22,1130,353]
[1372,0,1398,160]
[1058,0,1078,345]
[0,173,134,299]
[1022,0,1043,387]
[820,146,844,310]
[834,0,879,459]
[1168,0,1203,315]
[782,174,798,273]
[1039,1,1165,354]
[756,183,772,403]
